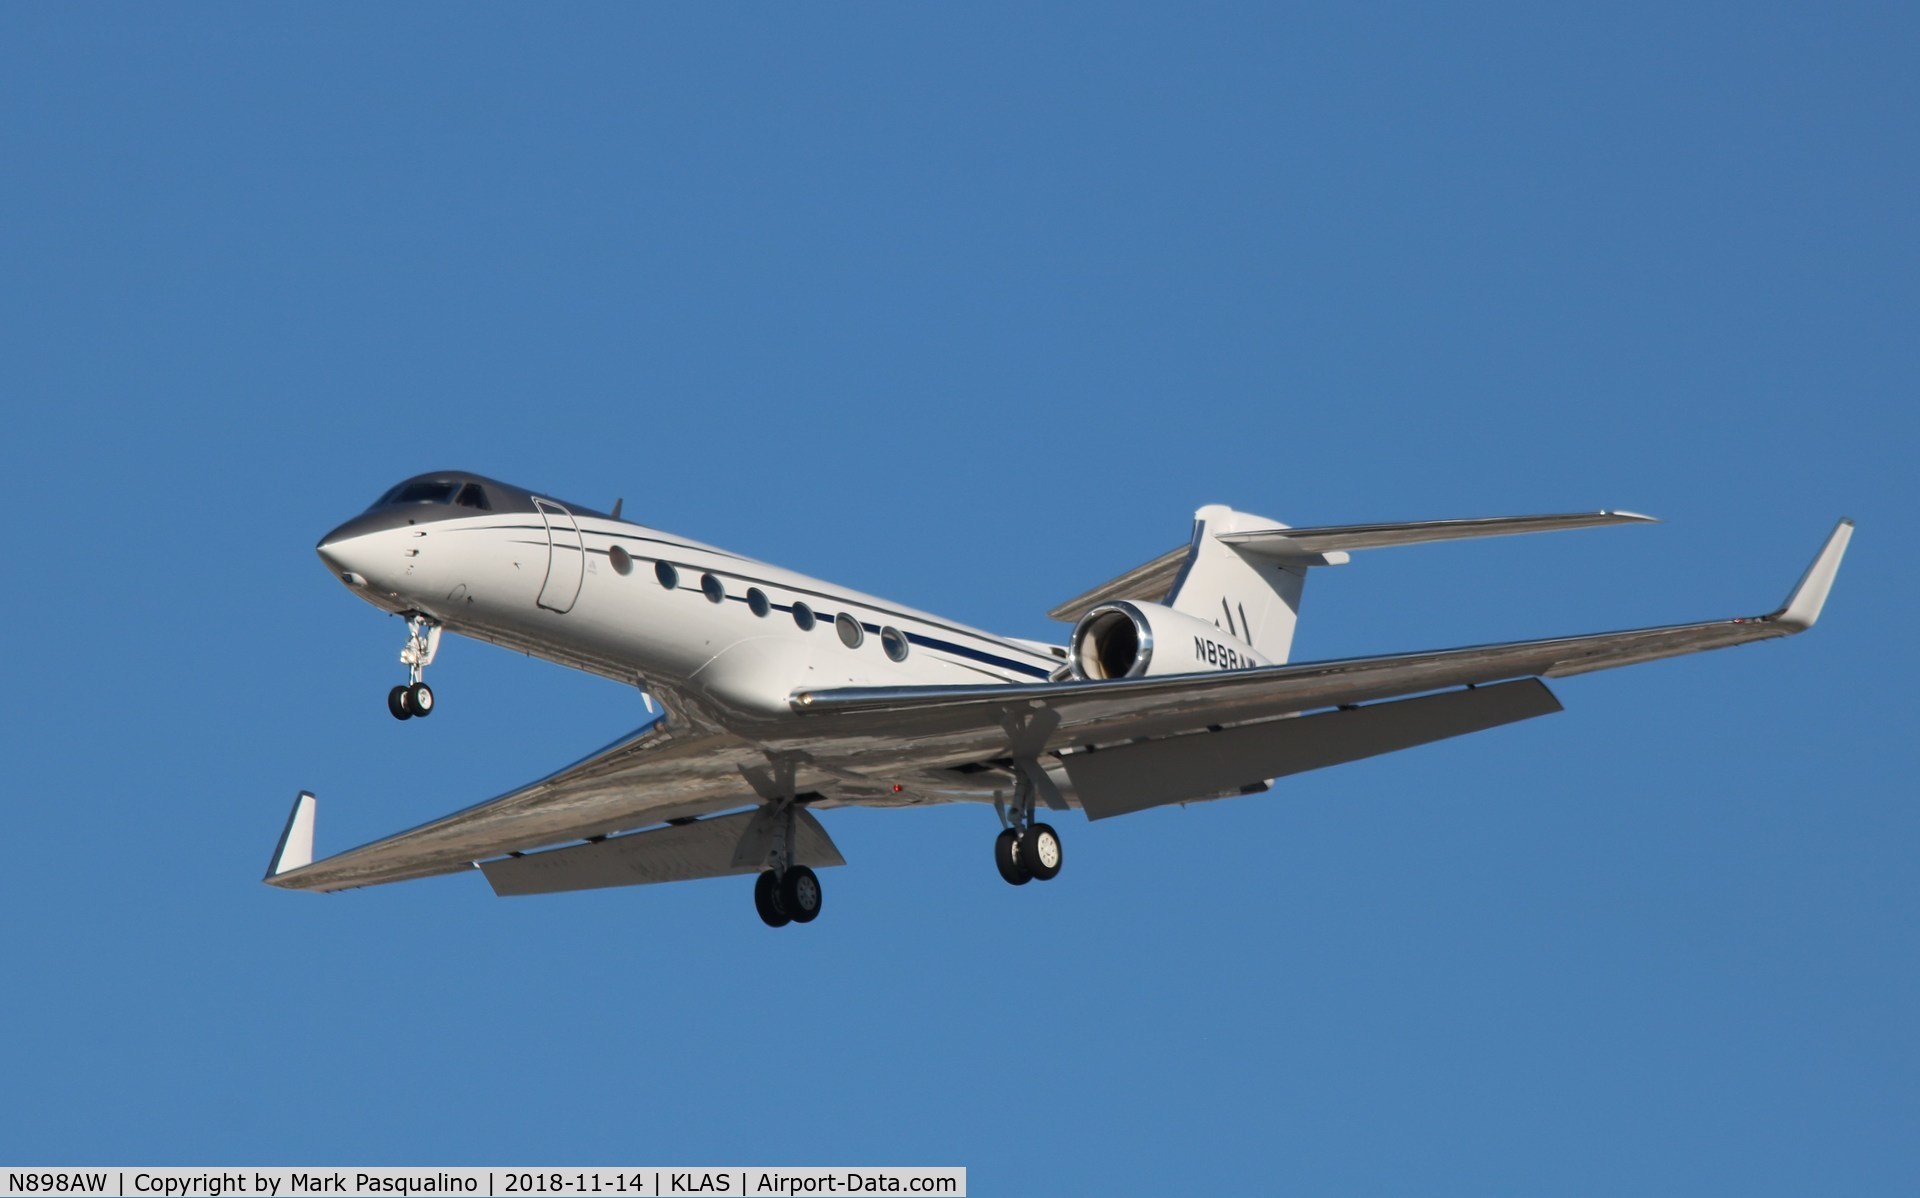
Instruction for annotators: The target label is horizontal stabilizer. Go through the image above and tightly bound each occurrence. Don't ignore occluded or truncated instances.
[1049,509,1654,621]
[479,807,844,897]
[1045,547,1191,623]
[264,792,317,879]
[1216,510,1657,564]
[1063,680,1563,819]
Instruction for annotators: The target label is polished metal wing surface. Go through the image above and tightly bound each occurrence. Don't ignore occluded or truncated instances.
[266,720,769,892]
[801,519,1852,766]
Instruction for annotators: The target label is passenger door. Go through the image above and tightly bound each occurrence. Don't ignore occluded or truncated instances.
[534,498,585,613]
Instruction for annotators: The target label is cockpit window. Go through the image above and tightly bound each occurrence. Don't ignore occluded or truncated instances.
[454,484,491,510]
[378,480,462,506]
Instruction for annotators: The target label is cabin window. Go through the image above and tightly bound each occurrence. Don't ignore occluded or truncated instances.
[701,573,726,604]
[836,613,864,648]
[792,601,816,631]
[746,587,770,617]
[881,627,909,662]
[608,545,633,576]
[655,561,679,589]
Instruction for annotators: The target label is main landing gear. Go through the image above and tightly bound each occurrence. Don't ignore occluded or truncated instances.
[752,800,824,928]
[993,761,1065,886]
[387,614,441,721]
[753,865,822,928]
[994,824,1063,885]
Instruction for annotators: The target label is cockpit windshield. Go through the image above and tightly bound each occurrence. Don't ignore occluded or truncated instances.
[373,480,491,510]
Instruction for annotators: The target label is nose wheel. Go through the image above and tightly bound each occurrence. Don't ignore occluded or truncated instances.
[388,682,435,720]
[387,614,441,721]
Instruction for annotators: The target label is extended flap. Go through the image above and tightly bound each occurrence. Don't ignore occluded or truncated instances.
[480,807,844,897]
[1063,679,1562,820]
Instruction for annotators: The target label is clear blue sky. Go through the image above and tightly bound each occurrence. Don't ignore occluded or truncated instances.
[1,4,1912,1191]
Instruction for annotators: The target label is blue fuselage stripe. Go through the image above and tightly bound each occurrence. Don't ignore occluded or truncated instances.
[904,632,1054,679]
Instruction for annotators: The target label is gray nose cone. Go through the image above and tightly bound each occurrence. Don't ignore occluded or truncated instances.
[315,506,457,588]
[316,517,381,586]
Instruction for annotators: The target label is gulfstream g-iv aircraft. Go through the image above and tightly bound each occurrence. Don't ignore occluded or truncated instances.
[267,472,1852,926]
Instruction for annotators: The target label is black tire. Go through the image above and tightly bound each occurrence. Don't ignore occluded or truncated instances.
[407,682,435,717]
[753,871,790,928]
[1020,823,1063,881]
[994,828,1032,886]
[781,865,823,923]
[388,685,412,720]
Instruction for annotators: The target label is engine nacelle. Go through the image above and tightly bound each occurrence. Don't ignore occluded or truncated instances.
[1066,600,1272,681]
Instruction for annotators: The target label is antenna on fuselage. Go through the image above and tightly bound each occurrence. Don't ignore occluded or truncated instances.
[611,497,624,520]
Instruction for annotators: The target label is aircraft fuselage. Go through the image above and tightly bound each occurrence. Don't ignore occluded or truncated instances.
[314,472,1059,736]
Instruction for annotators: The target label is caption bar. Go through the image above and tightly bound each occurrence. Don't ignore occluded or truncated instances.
[1,1172,963,1198]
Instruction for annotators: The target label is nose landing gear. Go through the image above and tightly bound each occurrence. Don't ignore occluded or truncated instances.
[387,614,441,720]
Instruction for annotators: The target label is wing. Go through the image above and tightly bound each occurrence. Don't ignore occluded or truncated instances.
[265,719,770,892]
[802,519,1852,763]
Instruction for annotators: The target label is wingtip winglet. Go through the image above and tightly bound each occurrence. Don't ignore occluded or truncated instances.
[265,791,317,883]
[1774,518,1854,632]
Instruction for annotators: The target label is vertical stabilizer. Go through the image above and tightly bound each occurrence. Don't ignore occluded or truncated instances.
[1166,505,1308,664]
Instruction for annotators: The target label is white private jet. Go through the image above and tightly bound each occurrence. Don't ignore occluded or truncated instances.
[267,472,1852,926]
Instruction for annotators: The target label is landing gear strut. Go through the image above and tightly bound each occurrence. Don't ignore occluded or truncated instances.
[753,800,823,928]
[993,760,1064,885]
[388,614,441,720]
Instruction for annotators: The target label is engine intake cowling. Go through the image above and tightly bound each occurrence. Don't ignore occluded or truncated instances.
[1067,600,1270,681]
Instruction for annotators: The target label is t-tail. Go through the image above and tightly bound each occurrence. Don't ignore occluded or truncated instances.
[1164,506,1660,664]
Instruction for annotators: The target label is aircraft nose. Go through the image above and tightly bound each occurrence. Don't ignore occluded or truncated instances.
[316,517,379,587]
